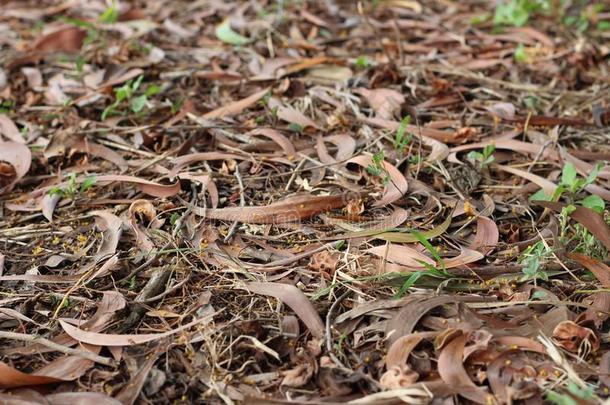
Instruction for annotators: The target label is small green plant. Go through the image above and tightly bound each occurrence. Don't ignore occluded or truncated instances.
[514,43,529,63]
[99,0,119,24]
[494,0,550,27]
[367,150,390,185]
[355,56,370,69]
[531,162,605,213]
[394,231,449,298]
[546,380,595,405]
[520,240,553,281]
[101,75,160,120]
[0,100,15,114]
[287,122,303,134]
[393,115,412,152]
[467,144,496,168]
[49,173,96,200]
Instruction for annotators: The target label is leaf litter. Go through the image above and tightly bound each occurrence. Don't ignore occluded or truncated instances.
[1,0,610,404]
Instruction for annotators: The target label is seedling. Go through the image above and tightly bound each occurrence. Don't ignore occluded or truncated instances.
[367,150,390,185]
[99,0,119,24]
[530,162,605,213]
[393,115,412,152]
[101,75,160,120]
[48,173,96,200]
[494,0,550,27]
[467,144,496,168]
[355,56,370,69]
[520,240,553,281]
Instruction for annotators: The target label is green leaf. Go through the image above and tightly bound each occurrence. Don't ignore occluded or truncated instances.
[287,122,303,133]
[514,43,527,62]
[132,75,144,92]
[215,19,251,46]
[99,1,119,23]
[580,194,605,213]
[145,84,161,97]
[561,162,577,188]
[395,272,423,298]
[115,86,130,102]
[80,175,97,192]
[411,230,446,272]
[130,95,147,113]
[530,189,551,201]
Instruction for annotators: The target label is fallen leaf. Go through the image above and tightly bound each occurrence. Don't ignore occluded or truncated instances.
[59,315,212,346]
[0,115,25,143]
[348,155,408,207]
[0,141,31,193]
[535,201,610,252]
[202,88,268,119]
[200,193,347,224]
[552,320,599,353]
[244,282,325,338]
[355,88,405,120]
[437,332,494,404]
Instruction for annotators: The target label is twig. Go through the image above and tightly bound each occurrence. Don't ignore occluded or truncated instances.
[0,331,115,366]
[224,166,245,243]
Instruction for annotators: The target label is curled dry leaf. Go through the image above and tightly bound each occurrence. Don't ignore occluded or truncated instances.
[494,164,557,195]
[567,253,610,288]
[128,200,158,260]
[0,362,61,389]
[379,365,419,389]
[0,114,25,143]
[32,26,86,53]
[92,211,123,262]
[268,97,320,129]
[367,244,435,268]
[355,88,405,120]
[348,155,408,207]
[200,193,348,224]
[552,320,599,353]
[470,217,499,255]
[202,88,269,119]
[0,141,32,194]
[437,332,494,404]
[248,128,296,158]
[58,314,212,346]
[244,282,325,338]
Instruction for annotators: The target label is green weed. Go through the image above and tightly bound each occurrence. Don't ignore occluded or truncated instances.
[101,75,160,120]
[48,173,96,200]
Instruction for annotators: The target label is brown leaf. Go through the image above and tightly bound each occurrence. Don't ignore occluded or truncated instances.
[268,97,320,129]
[59,314,212,346]
[0,114,25,143]
[470,217,499,255]
[203,88,269,119]
[0,362,61,389]
[567,253,610,288]
[535,201,610,252]
[33,26,86,53]
[348,155,408,207]
[355,88,405,120]
[0,141,32,193]
[379,365,419,389]
[46,392,122,405]
[437,332,494,404]
[552,320,599,353]
[386,295,492,347]
[201,193,347,224]
[368,244,435,268]
[244,282,325,338]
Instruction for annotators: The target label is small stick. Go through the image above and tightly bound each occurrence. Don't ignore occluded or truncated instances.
[224,166,245,242]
